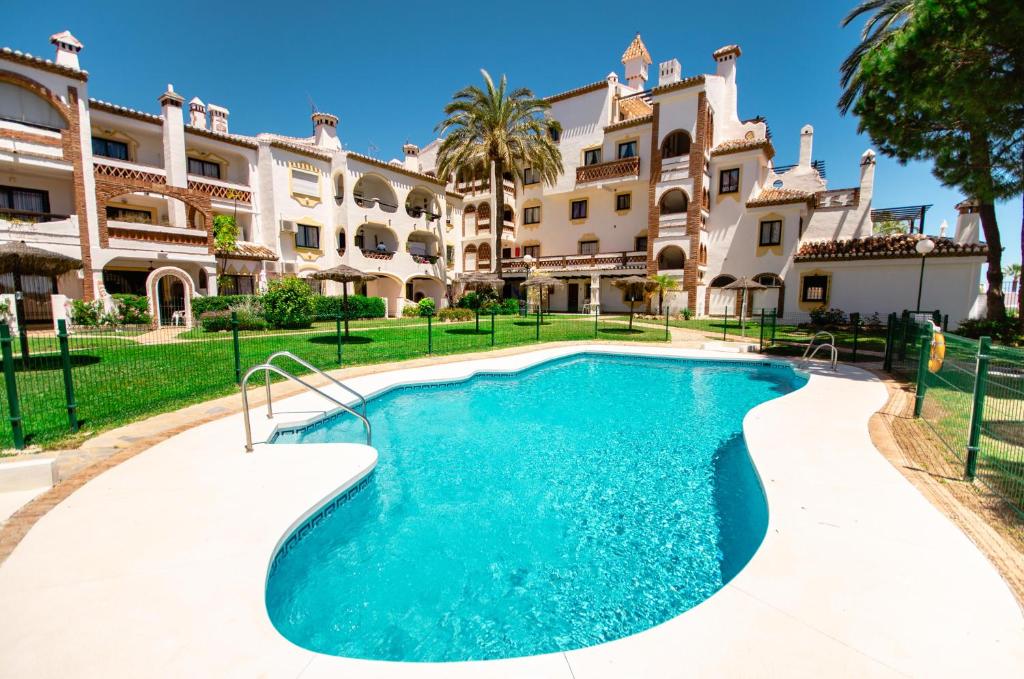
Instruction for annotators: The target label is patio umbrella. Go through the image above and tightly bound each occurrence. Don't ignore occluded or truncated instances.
[459,271,503,329]
[0,241,83,363]
[519,275,564,322]
[611,275,658,331]
[311,264,377,337]
[723,276,767,337]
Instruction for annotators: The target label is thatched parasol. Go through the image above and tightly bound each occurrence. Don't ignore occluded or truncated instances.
[459,271,503,291]
[723,276,767,336]
[520,275,564,321]
[0,241,83,362]
[311,264,378,337]
[611,275,658,330]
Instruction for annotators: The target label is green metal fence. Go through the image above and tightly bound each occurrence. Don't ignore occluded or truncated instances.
[0,309,671,450]
[885,312,1024,515]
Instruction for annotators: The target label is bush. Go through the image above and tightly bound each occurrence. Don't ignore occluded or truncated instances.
[70,299,104,326]
[401,303,420,317]
[809,306,847,327]
[199,310,233,332]
[110,293,151,325]
[312,294,386,320]
[437,307,474,322]
[228,297,269,331]
[456,288,499,310]
[681,307,693,320]
[192,294,253,316]
[262,277,315,329]
[417,297,436,316]
[956,318,1022,345]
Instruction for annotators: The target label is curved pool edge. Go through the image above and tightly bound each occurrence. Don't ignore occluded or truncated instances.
[1,346,1021,678]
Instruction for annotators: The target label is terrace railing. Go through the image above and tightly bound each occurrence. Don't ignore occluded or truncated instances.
[576,157,640,185]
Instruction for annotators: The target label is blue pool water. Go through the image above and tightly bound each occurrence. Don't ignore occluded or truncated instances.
[266,354,806,662]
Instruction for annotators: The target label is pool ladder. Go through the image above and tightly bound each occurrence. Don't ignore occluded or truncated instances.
[802,331,839,371]
[241,350,371,452]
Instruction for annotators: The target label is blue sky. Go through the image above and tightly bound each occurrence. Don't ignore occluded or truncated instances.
[4,0,1019,264]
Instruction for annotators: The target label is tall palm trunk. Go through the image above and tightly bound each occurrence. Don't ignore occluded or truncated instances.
[1019,196,1023,325]
[492,157,505,290]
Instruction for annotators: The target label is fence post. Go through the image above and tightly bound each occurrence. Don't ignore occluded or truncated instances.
[475,307,480,333]
[57,320,78,433]
[898,310,910,361]
[913,325,931,417]
[427,312,433,355]
[535,305,541,342]
[964,336,990,481]
[758,309,766,352]
[490,309,496,347]
[335,313,342,365]
[231,311,241,384]
[0,325,24,449]
[883,312,896,372]
[594,309,599,337]
[770,309,777,347]
[665,307,670,341]
[850,312,860,363]
[722,306,729,341]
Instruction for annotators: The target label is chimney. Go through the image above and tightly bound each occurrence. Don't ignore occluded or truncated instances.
[158,85,187,227]
[188,97,207,129]
[798,124,814,168]
[621,34,651,90]
[311,112,341,150]
[713,44,741,81]
[49,30,83,70]
[658,59,681,87]
[208,104,229,134]
[403,142,420,172]
[859,149,876,204]
[954,199,981,244]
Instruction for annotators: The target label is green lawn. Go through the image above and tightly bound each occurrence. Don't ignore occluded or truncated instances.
[0,314,666,450]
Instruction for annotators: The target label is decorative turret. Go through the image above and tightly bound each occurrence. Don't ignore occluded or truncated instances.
[188,97,207,129]
[799,124,814,168]
[312,112,340,150]
[208,104,229,134]
[621,33,651,90]
[403,142,420,172]
[49,30,82,70]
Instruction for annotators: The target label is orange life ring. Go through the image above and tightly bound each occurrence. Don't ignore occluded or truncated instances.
[928,324,945,373]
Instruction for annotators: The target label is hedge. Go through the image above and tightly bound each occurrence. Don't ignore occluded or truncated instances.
[192,295,254,316]
[312,294,386,320]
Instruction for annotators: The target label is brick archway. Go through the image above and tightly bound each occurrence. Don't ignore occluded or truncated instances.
[145,266,195,328]
[94,182,214,251]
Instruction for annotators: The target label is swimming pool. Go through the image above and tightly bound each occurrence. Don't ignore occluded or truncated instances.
[265,353,807,662]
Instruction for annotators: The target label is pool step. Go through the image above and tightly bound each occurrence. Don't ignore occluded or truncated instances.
[701,341,759,354]
[0,457,56,492]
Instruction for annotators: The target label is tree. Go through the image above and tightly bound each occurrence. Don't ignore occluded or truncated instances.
[436,71,563,289]
[840,0,1024,321]
[1005,263,1022,319]
[212,214,239,291]
[872,219,908,235]
[649,274,680,314]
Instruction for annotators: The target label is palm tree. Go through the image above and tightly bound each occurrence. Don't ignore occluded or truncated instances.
[436,71,563,288]
[1005,263,1021,292]
[649,274,679,315]
[838,0,915,114]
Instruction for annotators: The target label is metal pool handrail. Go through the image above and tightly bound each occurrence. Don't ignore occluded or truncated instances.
[240,363,372,452]
[264,350,368,418]
[804,342,838,370]
[802,331,836,360]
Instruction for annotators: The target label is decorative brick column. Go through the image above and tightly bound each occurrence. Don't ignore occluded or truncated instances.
[645,102,661,276]
[684,92,709,311]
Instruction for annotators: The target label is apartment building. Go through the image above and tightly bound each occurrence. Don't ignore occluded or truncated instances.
[0,31,988,327]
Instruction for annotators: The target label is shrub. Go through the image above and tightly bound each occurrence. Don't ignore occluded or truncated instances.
[262,277,315,329]
[312,294,386,320]
[456,288,498,310]
[110,293,151,325]
[401,303,420,317]
[956,318,1022,345]
[437,307,474,322]
[228,297,269,331]
[70,299,104,326]
[417,297,436,316]
[681,307,693,320]
[809,306,847,327]
[192,294,253,316]
[199,310,234,332]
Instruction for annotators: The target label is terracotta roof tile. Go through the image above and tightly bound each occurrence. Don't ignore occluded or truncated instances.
[747,187,814,208]
[0,47,88,81]
[218,241,278,260]
[545,80,607,104]
[712,138,775,159]
[621,34,652,65]
[795,234,988,262]
[713,44,742,59]
[618,96,652,119]
[605,114,653,132]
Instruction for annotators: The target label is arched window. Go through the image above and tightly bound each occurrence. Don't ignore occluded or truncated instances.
[0,82,67,130]
[463,244,477,271]
[709,274,736,288]
[477,203,491,232]
[661,130,691,159]
[657,246,686,270]
[754,273,782,287]
[477,242,492,269]
[338,229,346,252]
[502,206,513,224]
[334,174,344,202]
[463,204,476,237]
[659,189,689,215]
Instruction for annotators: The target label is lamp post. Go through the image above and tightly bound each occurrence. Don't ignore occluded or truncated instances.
[915,237,936,311]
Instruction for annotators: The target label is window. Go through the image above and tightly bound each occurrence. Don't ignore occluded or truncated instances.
[759,220,782,246]
[522,167,540,185]
[523,205,541,224]
[578,240,599,255]
[291,169,320,197]
[802,275,828,303]
[296,224,320,249]
[219,275,255,295]
[616,193,632,211]
[0,82,67,130]
[92,137,129,161]
[338,231,346,251]
[548,126,561,143]
[583,148,602,166]
[502,247,512,259]
[719,168,739,194]
[635,236,648,252]
[187,157,221,179]
[570,199,588,220]
[0,185,50,214]
[661,130,691,158]
[106,206,153,224]
[617,140,637,159]
[523,245,540,258]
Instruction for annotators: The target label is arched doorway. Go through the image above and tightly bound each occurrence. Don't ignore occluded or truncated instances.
[657,245,686,270]
[706,274,737,317]
[145,266,195,327]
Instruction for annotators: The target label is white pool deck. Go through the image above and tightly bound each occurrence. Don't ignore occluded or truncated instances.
[0,345,1021,678]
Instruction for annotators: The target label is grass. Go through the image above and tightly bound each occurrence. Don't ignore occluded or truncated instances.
[0,314,666,450]
[659,316,887,352]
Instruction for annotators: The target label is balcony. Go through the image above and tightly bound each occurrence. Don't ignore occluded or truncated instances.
[361,249,395,261]
[0,209,70,224]
[576,157,640,186]
[93,158,167,185]
[187,175,252,204]
[502,251,647,274]
[454,178,516,197]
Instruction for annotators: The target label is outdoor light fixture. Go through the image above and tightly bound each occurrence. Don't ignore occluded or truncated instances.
[915,237,936,311]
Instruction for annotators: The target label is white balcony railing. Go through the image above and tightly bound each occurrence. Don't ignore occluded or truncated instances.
[502,250,647,274]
